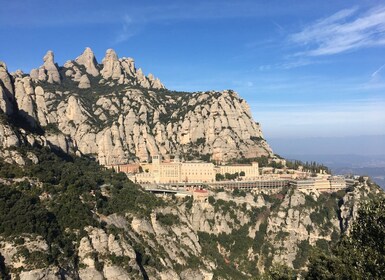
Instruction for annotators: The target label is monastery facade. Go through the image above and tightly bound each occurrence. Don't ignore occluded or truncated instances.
[132,155,259,184]
[107,156,347,193]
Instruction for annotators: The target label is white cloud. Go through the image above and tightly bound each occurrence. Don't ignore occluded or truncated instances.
[113,15,137,44]
[258,59,322,71]
[371,63,385,78]
[290,5,385,56]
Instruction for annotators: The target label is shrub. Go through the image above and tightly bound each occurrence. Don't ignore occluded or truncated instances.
[156,213,180,226]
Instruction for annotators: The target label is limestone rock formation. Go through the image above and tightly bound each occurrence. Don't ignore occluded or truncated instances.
[101,49,122,80]
[0,49,272,164]
[0,62,14,95]
[30,51,61,84]
[0,86,13,115]
[0,62,15,115]
[0,122,19,146]
[13,76,38,126]
[75,47,99,77]
[43,51,61,84]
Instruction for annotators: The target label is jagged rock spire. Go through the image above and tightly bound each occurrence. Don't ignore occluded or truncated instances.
[0,61,14,95]
[0,62,15,115]
[148,73,165,89]
[75,47,99,77]
[101,49,122,80]
[30,50,61,84]
[43,51,61,84]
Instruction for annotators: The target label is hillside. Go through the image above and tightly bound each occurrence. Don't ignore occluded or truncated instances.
[0,48,272,165]
[0,146,383,279]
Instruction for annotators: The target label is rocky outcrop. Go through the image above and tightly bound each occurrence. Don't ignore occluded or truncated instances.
[30,51,61,84]
[0,48,273,164]
[0,62,15,115]
[19,268,60,280]
[0,123,20,149]
[101,49,122,80]
[43,51,61,84]
[0,86,13,115]
[75,47,99,77]
[0,62,14,96]
[13,76,38,126]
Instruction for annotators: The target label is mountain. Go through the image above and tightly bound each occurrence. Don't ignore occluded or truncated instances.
[0,48,272,165]
[1,48,384,279]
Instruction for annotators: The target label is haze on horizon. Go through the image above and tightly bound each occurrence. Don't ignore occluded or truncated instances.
[1,0,384,155]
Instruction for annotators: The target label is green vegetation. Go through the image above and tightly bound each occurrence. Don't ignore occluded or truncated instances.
[250,136,264,141]
[215,173,225,181]
[198,231,255,279]
[293,240,312,269]
[232,188,246,197]
[253,222,267,252]
[286,160,330,174]
[230,156,284,169]
[0,143,383,278]
[0,158,24,178]
[306,197,385,279]
[215,172,244,181]
[232,156,269,166]
[156,213,180,226]
[303,192,345,234]
[260,264,297,280]
[42,123,61,134]
[0,184,60,242]
[0,145,162,271]
[225,172,239,180]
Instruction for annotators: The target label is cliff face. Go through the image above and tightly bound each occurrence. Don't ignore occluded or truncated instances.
[0,48,272,164]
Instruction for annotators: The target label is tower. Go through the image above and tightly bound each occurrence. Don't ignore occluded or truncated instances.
[152,155,162,165]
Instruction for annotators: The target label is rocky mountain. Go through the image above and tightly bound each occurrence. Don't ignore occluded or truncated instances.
[0,48,384,279]
[0,146,382,279]
[0,48,272,165]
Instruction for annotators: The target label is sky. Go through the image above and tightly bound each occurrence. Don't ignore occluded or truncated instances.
[1,0,385,155]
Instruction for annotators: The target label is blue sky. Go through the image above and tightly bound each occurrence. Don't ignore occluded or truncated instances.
[1,0,385,147]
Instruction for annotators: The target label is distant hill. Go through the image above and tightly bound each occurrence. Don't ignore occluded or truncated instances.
[268,135,385,156]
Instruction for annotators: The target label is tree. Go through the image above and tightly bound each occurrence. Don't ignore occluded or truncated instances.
[216,173,225,181]
[260,263,297,280]
[306,197,385,279]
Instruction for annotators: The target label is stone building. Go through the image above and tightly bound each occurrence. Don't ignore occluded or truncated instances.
[216,163,259,179]
[107,163,140,174]
[133,155,258,184]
